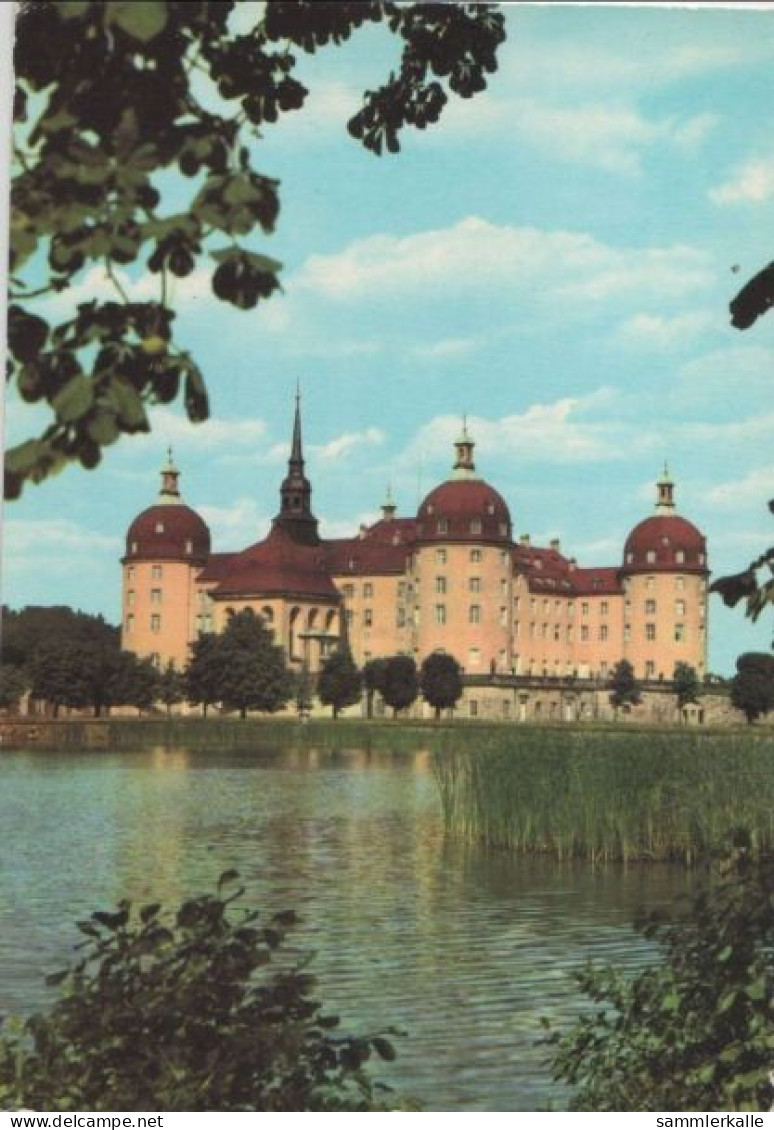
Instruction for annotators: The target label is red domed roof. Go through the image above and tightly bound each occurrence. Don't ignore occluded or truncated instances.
[623,514,706,573]
[417,479,512,544]
[214,527,340,600]
[125,503,211,562]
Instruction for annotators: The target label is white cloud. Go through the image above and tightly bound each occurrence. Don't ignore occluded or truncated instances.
[296,216,713,307]
[196,498,270,548]
[677,346,774,400]
[2,518,120,562]
[619,311,716,350]
[318,512,379,540]
[706,468,774,509]
[412,337,480,359]
[502,100,717,177]
[128,407,268,454]
[401,391,640,469]
[310,427,385,462]
[710,155,774,205]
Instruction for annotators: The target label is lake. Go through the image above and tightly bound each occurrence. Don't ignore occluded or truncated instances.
[0,743,691,1111]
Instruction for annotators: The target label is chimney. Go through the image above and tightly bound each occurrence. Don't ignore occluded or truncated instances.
[519,533,531,546]
[550,538,561,553]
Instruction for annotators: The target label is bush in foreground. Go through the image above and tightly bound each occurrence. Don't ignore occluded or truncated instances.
[0,874,398,1111]
[545,833,774,1111]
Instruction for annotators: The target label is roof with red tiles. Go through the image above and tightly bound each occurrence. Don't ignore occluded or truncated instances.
[325,518,417,576]
[416,479,511,544]
[623,514,707,574]
[213,527,341,600]
[125,504,211,562]
[196,552,236,583]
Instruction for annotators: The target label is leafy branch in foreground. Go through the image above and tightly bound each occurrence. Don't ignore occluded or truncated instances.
[8,1,505,497]
[0,872,401,1112]
[544,832,774,1112]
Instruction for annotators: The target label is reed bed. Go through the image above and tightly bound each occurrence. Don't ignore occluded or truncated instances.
[433,730,774,863]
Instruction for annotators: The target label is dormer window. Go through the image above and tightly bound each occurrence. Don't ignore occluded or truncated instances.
[675,550,685,564]
[185,539,193,555]
[646,550,656,563]
[487,503,495,515]
[626,552,633,564]
[427,504,434,515]
[438,518,448,535]
[470,518,482,535]
[155,522,164,534]
[499,523,508,536]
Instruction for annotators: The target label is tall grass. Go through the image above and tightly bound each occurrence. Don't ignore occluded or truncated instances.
[433,730,774,863]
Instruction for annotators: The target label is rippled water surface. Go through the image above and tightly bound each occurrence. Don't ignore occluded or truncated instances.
[0,744,691,1111]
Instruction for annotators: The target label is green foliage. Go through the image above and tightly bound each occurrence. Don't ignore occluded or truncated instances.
[434,730,774,863]
[293,664,315,714]
[317,649,362,718]
[673,661,701,711]
[1,605,118,667]
[29,639,158,716]
[419,652,463,719]
[157,659,185,716]
[186,610,294,718]
[9,1,504,496]
[362,658,388,719]
[0,873,399,1112]
[0,663,28,710]
[607,658,641,711]
[730,652,774,724]
[546,834,774,1111]
[380,655,419,717]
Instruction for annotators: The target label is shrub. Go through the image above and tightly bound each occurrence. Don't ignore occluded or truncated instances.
[0,874,399,1112]
[545,833,774,1111]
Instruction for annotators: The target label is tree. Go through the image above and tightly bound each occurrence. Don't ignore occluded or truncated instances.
[1,605,118,667]
[362,658,388,720]
[28,641,94,717]
[0,664,28,712]
[730,652,774,724]
[380,655,419,718]
[107,651,160,713]
[419,652,463,720]
[673,661,701,713]
[185,631,227,717]
[546,833,774,1112]
[317,649,362,719]
[157,660,185,717]
[189,610,294,719]
[28,639,158,716]
[607,659,641,715]
[8,2,505,498]
[0,873,399,1111]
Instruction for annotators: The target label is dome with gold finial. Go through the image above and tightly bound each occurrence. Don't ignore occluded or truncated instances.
[124,449,211,562]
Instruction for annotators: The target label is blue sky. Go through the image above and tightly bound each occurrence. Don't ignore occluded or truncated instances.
[6,3,774,674]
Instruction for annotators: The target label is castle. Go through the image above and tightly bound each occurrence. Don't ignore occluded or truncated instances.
[121,397,709,708]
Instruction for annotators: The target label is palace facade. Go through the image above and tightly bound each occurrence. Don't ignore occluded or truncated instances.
[121,398,709,685]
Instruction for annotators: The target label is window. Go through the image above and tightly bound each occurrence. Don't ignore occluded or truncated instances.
[469,699,479,717]
[503,700,511,719]
[437,518,448,535]
[499,523,508,536]
[185,539,193,555]
[676,576,685,591]
[126,614,134,633]
[553,625,560,641]
[543,599,550,613]
[581,625,589,641]
[646,550,656,564]
[363,582,373,599]
[151,564,163,581]
[470,549,482,563]
[150,614,161,633]
[363,609,373,628]
[676,599,686,616]
[600,601,609,616]
[645,599,656,614]
[501,579,508,597]
[599,625,608,641]
[436,548,447,564]
[675,550,685,564]
[345,610,354,627]
[396,608,405,628]
[566,625,573,642]
[470,519,482,535]
[698,553,705,565]
[469,577,481,593]
[567,601,575,618]
[131,541,138,553]
[469,604,481,624]
[151,588,162,605]
[626,552,634,564]
[127,566,135,581]
[343,583,354,598]
[435,604,446,625]
[127,590,135,608]
[155,521,164,534]
[646,623,656,641]
[529,622,535,638]
[469,648,481,666]
[646,660,656,679]
[500,550,509,565]
[646,576,655,590]
[581,602,589,616]
[675,623,685,642]
[435,576,447,594]
[624,624,631,642]
[500,607,508,626]
[530,598,537,613]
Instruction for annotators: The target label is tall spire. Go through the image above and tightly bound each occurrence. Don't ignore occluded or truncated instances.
[272,387,320,545]
[655,462,676,513]
[452,417,477,480]
[381,483,397,521]
[158,446,182,504]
